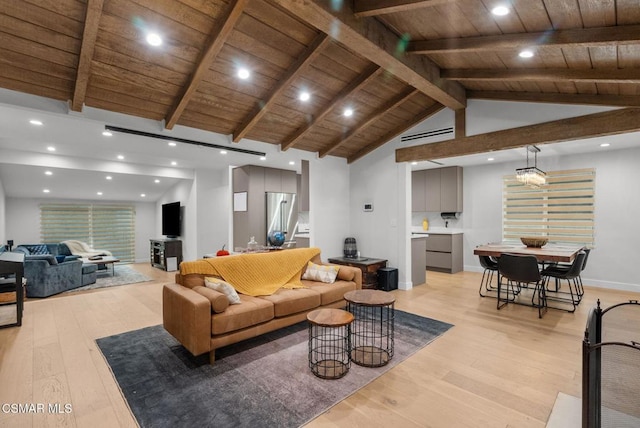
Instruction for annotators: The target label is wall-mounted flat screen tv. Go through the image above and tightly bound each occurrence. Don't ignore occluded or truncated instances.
[162,201,181,238]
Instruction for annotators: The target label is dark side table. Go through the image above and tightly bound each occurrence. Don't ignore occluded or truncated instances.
[327,257,387,289]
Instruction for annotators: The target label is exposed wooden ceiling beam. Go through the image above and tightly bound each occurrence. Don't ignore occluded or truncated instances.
[71,0,104,112]
[468,90,640,107]
[396,108,640,162]
[269,0,466,110]
[233,33,329,143]
[164,0,247,130]
[455,108,465,138]
[442,68,640,83]
[408,24,640,54]
[350,103,445,163]
[354,0,457,18]
[319,88,419,158]
[281,64,382,152]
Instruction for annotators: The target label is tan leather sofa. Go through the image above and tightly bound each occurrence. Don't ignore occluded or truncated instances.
[163,252,362,364]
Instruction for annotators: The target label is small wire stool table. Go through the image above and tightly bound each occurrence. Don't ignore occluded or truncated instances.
[307,308,354,379]
[344,289,395,367]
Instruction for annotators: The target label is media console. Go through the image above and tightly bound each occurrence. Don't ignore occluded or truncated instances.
[150,239,183,271]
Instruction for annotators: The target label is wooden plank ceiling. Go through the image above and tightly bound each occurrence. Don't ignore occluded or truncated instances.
[1,0,639,163]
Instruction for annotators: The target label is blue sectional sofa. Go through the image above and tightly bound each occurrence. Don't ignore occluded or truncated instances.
[12,243,92,297]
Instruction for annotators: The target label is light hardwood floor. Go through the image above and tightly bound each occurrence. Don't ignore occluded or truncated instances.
[0,265,637,427]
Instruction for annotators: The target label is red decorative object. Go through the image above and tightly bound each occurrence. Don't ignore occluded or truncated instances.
[216,245,230,257]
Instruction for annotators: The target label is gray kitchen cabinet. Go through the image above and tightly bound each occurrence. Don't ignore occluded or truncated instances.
[440,166,463,212]
[411,237,427,285]
[298,160,309,212]
[412,166,463,213]
[411,170,426,212]
[233,165,297,249]
[425,233,463,274]
[233,165,266,248]
[265,167,297,193]
[424,168,441,212]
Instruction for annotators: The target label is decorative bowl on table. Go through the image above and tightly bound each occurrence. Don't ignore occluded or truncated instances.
[520,237,548,248]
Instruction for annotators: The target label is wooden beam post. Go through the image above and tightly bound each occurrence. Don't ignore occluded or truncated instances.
[71,0,104,112]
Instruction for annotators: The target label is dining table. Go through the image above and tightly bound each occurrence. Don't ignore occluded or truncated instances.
[474,242,586,317]
[473,242,584,263]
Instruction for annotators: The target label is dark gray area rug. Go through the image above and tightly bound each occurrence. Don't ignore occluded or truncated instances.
[97,310,453,428]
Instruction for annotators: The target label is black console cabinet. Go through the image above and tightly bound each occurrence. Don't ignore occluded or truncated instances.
[150,239,182,271]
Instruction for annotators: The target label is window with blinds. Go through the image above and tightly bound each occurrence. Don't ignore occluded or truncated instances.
[503,168,595,247]
[40,204,136,262]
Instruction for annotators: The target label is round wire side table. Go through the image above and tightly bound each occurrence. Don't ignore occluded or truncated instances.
[307,308,354,379]
[344,289,396,367]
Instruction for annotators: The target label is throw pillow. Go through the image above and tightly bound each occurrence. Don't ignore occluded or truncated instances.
[301,261,339,284]
[26,244,49,255]
[204,277,241,304]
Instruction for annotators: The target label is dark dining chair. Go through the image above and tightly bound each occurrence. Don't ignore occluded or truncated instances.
[478,255,498,297]
[541,251,587,312]
[497,253,546,318]
[545,248,590,299]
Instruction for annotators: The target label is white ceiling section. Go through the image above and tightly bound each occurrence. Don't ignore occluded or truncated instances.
[1,88,640,202]
[0,88,319,202]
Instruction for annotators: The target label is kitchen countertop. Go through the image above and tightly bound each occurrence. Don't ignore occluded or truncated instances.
[411,233,428,239]
[411,227,463,235]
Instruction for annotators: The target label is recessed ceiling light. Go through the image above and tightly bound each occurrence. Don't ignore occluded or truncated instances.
[45,170,53,176]
[47,146,56,152]
[146,32,162,47]
[117,155,124,160]
[141,193,146,198]
[171,161,177,166]
[97,192,103,196]
[30,119,43,126]
[260,156,266,161]
[102,131,113,137]
[299,91,310,102]
[168,141,177,147]
[600,143,610,147]
[411,161,418,165]
[154,179,160,183]
[488,157,495,161]
[519,50,534,58]
[237,67,250,80]
[220,150,227,155]
[289,161,295,165]
[43,189,50,193]
[491,6,509,16]
[106,176,112,180]
[343,108,354,117]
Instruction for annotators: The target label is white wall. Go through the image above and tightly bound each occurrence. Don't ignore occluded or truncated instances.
[156,180,195,261]
[194,167,230,258]
[349,139,412,289]
[353,100,640,292]
[309,156,352,259]
[461,146,640,292]
[5,197,156,262]
[0,177,5,247]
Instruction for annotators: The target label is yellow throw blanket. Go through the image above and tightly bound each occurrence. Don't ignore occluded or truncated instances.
[180,247,321,296]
